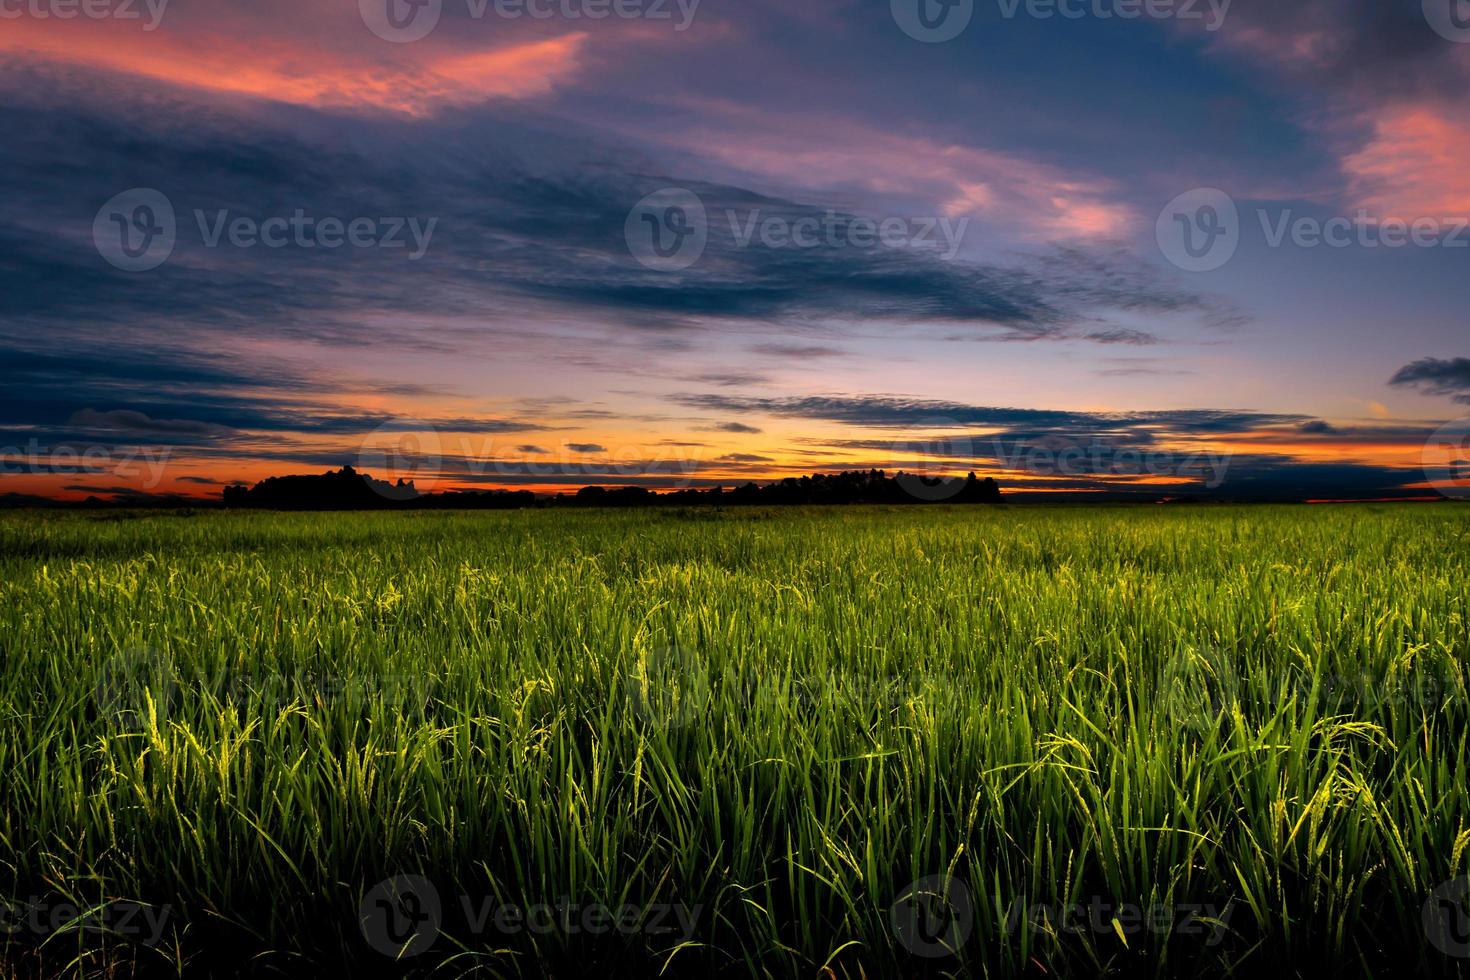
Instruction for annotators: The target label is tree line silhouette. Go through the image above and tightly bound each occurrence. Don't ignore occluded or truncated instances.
[219,466,1003,510]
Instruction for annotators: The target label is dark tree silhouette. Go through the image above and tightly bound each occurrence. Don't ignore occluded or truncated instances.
[220,467,1002,510]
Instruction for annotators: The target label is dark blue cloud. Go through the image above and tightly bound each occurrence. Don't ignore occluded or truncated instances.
[673,393,1312,433]
[0,342,545,451]
[1,79,1243,353]
[1390,358,1470,404]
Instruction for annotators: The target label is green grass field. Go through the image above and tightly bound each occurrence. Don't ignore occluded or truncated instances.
[3,505,1470,977]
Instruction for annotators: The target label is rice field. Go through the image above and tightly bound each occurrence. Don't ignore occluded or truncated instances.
[2,504,1469,978]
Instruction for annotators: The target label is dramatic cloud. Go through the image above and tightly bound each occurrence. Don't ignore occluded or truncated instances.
[1202,0,1453,96]
[68,409,236,437]
[0,342,546,447]
[1389,358,1470,404]
[672,393,1313,434]
[0,0,616,116]
[1195,0,1470,219]
[1343,107,1470,219]
[0,77,1244,352]
[0,0,1460,501]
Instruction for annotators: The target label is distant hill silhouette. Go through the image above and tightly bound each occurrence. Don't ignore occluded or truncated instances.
[0,491,197,509]
[219,466,1002,510]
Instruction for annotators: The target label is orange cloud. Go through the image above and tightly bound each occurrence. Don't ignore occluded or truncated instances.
[0,20,588,115]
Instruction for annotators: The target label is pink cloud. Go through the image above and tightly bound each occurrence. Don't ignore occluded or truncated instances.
[630,100,1135,241]
[1342,106,1470,219]
[0,17,589,115]
[1192,8,1470,220]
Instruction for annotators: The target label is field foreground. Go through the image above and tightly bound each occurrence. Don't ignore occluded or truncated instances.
[2,505,1469,977]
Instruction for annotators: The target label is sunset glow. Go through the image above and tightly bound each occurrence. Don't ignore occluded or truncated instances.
[4,0,1470,504]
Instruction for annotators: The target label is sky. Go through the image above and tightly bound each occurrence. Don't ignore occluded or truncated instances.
[3,0,1470,501]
